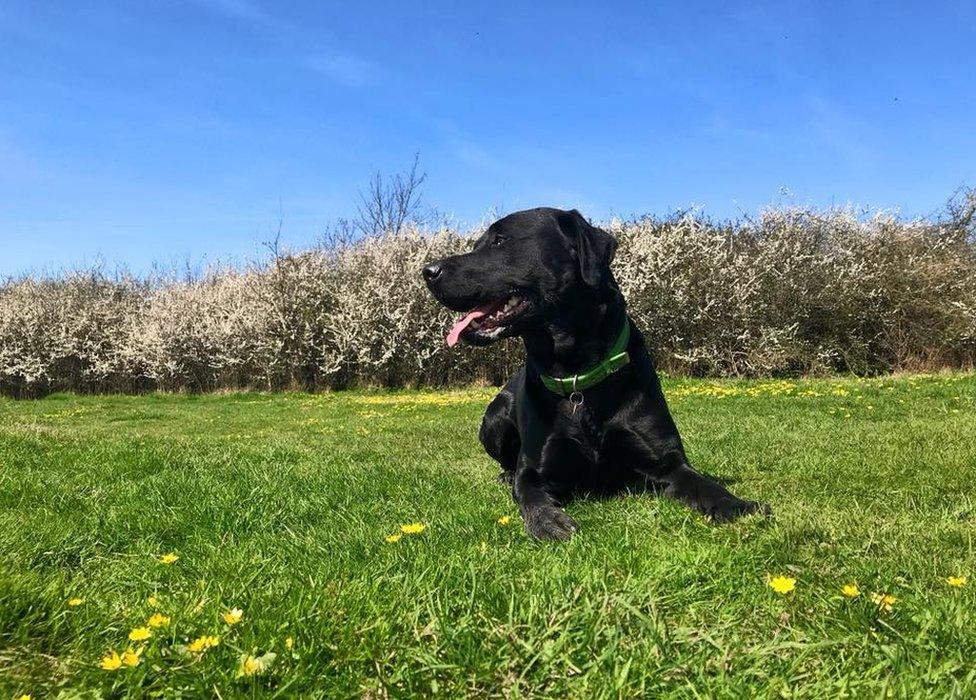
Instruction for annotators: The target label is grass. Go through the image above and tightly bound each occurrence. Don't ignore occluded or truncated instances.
[1,374,975,698]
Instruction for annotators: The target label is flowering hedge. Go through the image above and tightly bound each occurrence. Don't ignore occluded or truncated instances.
[2,195,974,396]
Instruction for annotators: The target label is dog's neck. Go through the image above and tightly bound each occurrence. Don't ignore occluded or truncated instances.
[522,285,627,378]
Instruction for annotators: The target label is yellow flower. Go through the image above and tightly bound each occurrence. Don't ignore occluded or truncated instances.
[159,553,179,565]
[239,656,262,676]
[400,523,426,535]
[768,576,796,594]
[99,650,123,671]
[497,515,511,526]
[841,583,860,598]
[223,608,244,625]
[871,592,896,612]
[187,635,220,653]
[148,612,171,628]
[384,533,402,543]
[147,596,159,607]
[121,647,142,667]
[236,652,275,677]
[67,597,84,607]
[15,694,32,700]
[947,576,967,588]
[284,636,294,650]
[128,626,152,642]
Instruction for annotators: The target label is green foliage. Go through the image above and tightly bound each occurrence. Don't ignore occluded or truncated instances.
[1,374,975,696]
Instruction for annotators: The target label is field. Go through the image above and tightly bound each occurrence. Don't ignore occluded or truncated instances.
[2,374,976,698]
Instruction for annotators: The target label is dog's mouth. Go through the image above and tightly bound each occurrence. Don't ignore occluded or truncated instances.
[446,294,533,347]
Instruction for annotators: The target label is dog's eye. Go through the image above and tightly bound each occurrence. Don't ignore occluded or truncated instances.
[492,235,508,247]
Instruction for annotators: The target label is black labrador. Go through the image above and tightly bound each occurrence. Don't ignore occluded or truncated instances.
[422,208,769,540]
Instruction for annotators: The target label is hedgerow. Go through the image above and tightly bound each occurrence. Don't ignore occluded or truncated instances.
[2,193,973,396]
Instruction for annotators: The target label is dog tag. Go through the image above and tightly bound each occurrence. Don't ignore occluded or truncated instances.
[569,391,584,414]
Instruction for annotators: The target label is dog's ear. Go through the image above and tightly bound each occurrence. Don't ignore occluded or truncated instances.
[559,209,617,288]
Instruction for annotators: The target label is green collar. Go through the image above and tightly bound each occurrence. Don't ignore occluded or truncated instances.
[540,320,631,396]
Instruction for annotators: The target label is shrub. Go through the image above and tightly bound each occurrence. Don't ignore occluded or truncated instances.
[1,192,974,396]
[0,272,144,396]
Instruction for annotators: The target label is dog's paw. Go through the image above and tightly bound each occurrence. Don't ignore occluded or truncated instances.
[708,498,772,524]
[524,505,579,541]
[497,471,515,486]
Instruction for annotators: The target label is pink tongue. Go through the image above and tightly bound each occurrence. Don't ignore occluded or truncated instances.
[446,300,503,347]
[446,309,487,348]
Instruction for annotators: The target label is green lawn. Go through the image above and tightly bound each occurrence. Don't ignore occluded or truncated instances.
[2,374,976,698]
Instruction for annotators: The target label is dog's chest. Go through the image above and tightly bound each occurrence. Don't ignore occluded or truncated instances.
[555,402,604,454]
[541,404,630,495]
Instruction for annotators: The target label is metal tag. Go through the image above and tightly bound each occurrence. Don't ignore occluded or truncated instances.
[569,391,584,415]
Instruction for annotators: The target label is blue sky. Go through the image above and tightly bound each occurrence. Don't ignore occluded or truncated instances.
[2,1,974,276]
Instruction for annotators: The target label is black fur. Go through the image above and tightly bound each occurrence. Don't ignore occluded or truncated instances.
[423,208,770,540]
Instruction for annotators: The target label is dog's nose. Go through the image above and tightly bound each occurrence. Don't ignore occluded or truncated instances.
[422,263,442,282]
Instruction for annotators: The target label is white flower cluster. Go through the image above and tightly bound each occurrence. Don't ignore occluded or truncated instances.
[1,194,974,396]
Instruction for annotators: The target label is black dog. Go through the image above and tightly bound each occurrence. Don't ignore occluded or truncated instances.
[423,208,769,540]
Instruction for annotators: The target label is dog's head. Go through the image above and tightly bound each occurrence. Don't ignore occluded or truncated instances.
[422,207,618,347]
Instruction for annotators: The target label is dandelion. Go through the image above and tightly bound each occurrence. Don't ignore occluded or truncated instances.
[400,523,426,535]
[223,608,244,625]
[871,592,896,612]
[497,515,511,526]
[188,635,220,653]
[384,533,402,543]
[14,694,31,700]
[147,596,159,607]
[841,583,860,598]
[159,553,179,565]
[947,576,967,588]
[239,655,262,676]
[284,636,294,650]
[67,597,84,607]
[129,626,152,641]
[121,647,142,667]
[768,576,796,594]
[236,652,276,677]
[99,650,123,671]
[148,612,171,628]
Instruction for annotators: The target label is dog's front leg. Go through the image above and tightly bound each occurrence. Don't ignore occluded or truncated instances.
[513,457,578,541]
[650,450,770,522]
[615,427,770,522]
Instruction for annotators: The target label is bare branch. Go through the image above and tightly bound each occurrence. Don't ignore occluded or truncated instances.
[355,152,430,236]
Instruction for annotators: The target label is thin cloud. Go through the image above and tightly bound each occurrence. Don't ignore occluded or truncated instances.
[453,140,504,173]
[193,0,268,23]
[188,0,299,35]
[306,54,379,87]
